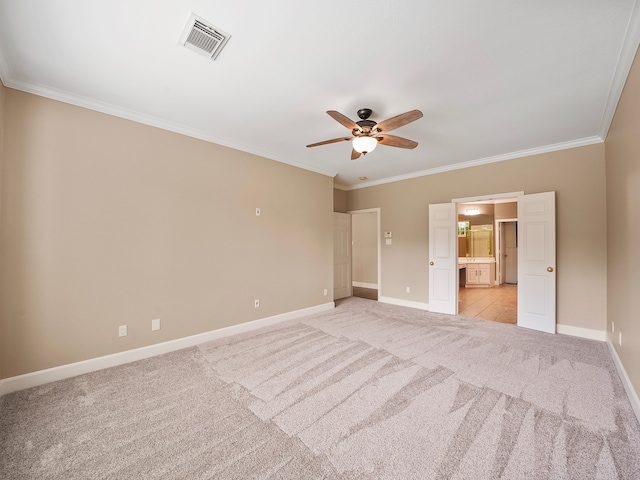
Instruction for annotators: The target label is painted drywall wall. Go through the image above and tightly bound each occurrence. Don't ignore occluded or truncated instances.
[351,212,378,286]
[495,202,517,219]
[0,81,5,381]
[605,48,640,397]
[0,89,333,379]
[334,188,347,213]
[347,143,607,332]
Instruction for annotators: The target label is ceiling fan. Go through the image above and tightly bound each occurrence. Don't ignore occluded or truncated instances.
[306,108,423,160]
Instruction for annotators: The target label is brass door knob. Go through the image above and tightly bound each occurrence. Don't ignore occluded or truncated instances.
[429,261,434,266]
[547,267,554,272]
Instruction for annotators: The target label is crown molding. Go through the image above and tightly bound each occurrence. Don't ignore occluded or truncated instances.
[342,136,603,191]
[598,0,640,140]
[1,77,338,179]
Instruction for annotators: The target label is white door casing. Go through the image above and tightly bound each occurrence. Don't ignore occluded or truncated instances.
[428,203,458,314]
[517,191,556,333]
[333,213,352,300]
[504,222,518,284]
[348,208,381,291]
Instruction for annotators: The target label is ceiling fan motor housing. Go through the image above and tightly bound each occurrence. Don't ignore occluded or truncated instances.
[357,108,373,120]
[354,119,377,135]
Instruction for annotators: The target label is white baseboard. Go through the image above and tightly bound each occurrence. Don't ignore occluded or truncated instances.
[0,302,334,398]
[556,324,607,341]
[352,282,378,289]
[606,333,640,424]
[379,296,429,311]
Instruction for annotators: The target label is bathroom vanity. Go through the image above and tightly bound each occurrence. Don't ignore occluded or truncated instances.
[459,257,496,287]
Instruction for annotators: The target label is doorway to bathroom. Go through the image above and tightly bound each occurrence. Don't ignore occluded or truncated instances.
[456,196,518,324]
[429,191,556,333]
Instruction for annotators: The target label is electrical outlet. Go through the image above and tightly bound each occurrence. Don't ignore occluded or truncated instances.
[151,319,161,331]
[256,207,261,216]
[323,288,328,296]
[619,331,622,346]
[255,299,260,308]
[406,286,411,293]
[118,325,127,337]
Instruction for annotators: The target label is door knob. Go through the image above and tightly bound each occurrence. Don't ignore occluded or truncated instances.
[429,261,434,266]
[547,267,554,272]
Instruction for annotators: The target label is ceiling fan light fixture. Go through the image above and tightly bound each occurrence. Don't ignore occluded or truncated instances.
[352,136,377,154]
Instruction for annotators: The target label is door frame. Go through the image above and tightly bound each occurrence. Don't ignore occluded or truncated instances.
[495,218,517,285]
[449,191,523,312]
[347,208,381,294]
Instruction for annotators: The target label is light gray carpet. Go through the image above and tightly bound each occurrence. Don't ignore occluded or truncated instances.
[2,297,639,479]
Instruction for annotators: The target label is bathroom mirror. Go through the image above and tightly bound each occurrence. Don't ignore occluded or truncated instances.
[458,203,494,257]
[466,225,493,257]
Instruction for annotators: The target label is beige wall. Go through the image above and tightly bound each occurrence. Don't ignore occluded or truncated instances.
[0,89,333,379]
[333,188,347,213]
[0,81,5,380]
[605,48,640,396]
[347,144,608,332]
[352,212,378,285]
[495,202,517,219]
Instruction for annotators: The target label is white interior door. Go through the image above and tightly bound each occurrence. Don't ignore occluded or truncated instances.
[517,192,556,333]
[333,213,352,300]
[429,203,457,314]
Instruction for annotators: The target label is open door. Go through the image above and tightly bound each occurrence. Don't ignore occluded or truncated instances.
[428,203,457,314]
[333,212,352,300]
[517,191,556,333]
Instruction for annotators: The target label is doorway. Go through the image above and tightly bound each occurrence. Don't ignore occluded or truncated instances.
[497,219,518,285]
[454,194,520,324]
[349,208,381,301]
[429,192,556,333]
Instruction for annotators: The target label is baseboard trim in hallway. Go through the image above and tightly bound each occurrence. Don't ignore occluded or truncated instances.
[352,286,378,301]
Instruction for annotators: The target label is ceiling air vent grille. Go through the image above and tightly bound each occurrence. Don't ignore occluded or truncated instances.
[179,13,230,60]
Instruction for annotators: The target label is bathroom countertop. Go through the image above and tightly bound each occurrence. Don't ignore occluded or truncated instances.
[458,257,496,264]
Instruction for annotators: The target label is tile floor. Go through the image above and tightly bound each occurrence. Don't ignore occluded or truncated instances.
[458,284,517,324]
[351,284,517,325]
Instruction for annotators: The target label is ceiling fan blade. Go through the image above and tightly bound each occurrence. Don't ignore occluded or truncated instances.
[375,110,423,133]
[306,137,352,148]
[376,134,418,149]
[351,149,362,160]
[326,110,361,132]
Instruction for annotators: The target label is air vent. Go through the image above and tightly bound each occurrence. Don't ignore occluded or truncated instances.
[179,13,230,60]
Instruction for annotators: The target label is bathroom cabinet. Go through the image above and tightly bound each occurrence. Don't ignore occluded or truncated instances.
[465,263,495,287]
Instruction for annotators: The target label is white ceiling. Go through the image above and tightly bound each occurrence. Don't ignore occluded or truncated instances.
[1,0,639,189]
